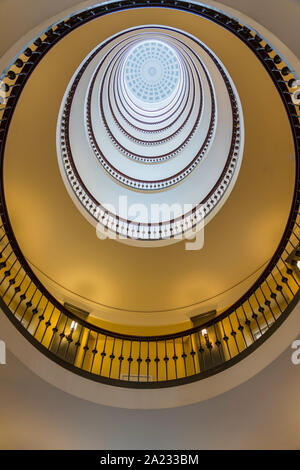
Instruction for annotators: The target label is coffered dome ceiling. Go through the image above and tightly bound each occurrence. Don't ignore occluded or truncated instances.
[3,6,295,328]
[57,25,244,243]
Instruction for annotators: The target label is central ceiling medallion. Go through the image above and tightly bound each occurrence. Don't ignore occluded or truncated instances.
[57,26,244,246]
[123,40,181,107]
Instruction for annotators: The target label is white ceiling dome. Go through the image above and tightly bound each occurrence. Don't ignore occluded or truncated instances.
[57,25,244,246]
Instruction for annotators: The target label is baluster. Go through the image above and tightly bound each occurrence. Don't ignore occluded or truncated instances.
[33,299,49,337]
[265,275,282,315]
[181,337,187,377]
[220,319,231,359]
[90,332,99,373]
[118,340,124,379]
[80,328,91,369]
[189,334,196,374]
[228,315,240,354]
[99,335,107,376]
[72,323,85,367]
[234,309,248,349]
[2,262,23,301]
[271,271,288,306]
[55,315,68,356]
[109,338,116,379]
[155,341,159,382]
[26,291,44,331]
[40,305,55,346]
[146,341,150,382]
[127,341,133,381]
[172,338,178,379]
[259,282,276,323]
[137,341,142,382]
[247,297,262,337]
[164,340,169,381]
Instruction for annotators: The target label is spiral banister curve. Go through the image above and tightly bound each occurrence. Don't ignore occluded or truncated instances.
[0,0,299,388]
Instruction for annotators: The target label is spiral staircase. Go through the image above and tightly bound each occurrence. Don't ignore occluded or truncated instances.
[0,0,299,408]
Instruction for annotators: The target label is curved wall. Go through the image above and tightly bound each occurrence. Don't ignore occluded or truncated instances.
[0,0,299,410]
[0,299,299,409]
[1,1,298,327]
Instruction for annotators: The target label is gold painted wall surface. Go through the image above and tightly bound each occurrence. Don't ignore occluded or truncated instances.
[3,8,295,327]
